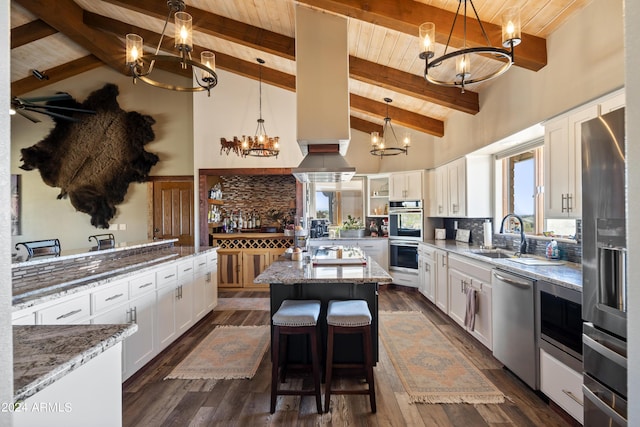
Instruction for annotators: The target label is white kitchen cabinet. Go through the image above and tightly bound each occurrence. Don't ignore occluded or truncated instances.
[418,244,435,302]
[193,253,209,320]
[599,89,625,114]
[156,264,178,350]
[544,105,597,218]
[37,294,91,325]
[206,250,219,311]
[447,254,493,350]
[389,170,424,201]
[540,348,583,424]
[124,289,156,379]
[368,174,390,216]
[429,168,449,217]
[357,239,389,271]
[176,259,195,335]
[434,249,448,313]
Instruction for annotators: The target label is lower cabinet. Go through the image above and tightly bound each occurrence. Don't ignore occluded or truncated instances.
[176,259,195,335]
[447,255,493,350]
[156,264,178,350]
[434,249,448,313]
[418,244,435,302]
[218,248,286,288]
[540,348,584,424]
[218,250,242,287]
[206,250,219,311]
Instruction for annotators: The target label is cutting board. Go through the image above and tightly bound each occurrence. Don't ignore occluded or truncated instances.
[455,229,470,243]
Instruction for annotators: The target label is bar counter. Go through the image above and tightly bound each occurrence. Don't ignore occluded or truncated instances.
[255,255,392,364]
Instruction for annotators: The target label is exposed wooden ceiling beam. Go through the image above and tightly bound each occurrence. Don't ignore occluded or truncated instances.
[14,0,129,77]
[298,0,548,72]
[101,0,296,60]
[83,12,295,92]
[350,94,444,137]
[11,19,58,49]
[349,56,478,115]
[350,116,383,135]
[11,55,103,96]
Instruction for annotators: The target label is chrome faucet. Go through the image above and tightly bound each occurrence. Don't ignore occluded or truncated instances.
[499,213,527,255]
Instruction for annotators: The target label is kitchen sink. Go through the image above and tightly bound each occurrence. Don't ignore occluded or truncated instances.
[468,249,515,259]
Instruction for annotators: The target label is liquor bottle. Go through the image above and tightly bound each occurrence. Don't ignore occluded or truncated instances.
[238,210,244,230]
[255,212,261,228]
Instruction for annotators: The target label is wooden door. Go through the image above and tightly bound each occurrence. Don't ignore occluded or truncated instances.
[153,180,194,246]
[218,250,242,288]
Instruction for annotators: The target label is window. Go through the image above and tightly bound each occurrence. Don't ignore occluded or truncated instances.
[500,144,544,235]
[308,178,364,225]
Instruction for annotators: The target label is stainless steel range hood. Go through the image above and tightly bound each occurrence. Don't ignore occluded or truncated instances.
[292,5,355,182]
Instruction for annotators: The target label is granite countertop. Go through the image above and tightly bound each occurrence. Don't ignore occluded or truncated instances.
[13,323,137,403]
[255,256,393,285]
[12,245,218,311]
[421,240,582,292]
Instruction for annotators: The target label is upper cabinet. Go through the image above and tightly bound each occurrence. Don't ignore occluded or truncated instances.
[544,89,625,219]
[429,156,491,218]
[389,170,424,201]
[367,174,390,217]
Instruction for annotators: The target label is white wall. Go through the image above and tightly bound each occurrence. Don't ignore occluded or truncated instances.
[11,67,194,251]
[1,1,14,424]
[626,0,640,423]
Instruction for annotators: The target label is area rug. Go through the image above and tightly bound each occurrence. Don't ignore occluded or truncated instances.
[214,297,270,311]
[164,325,270,380]
[379,311,505,404]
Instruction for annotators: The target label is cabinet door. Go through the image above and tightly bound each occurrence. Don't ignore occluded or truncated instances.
[243,250,270,288]
[434,167,448,216]
[404,171,423,200]
[447,160,464,216]
[447,268,468,327]
[566,105,598,218]
[193,273,208,320]
[424,257,435,302]
[156,284,176,350]
[175,280,194,335]
[218,250,242,287]
[206,250,219,310]
[389,173,407,201]
[469,280,492,350]
[125,291,156,379]
[544,117,570,217]
[434,250,448,313]
[91,302,129,377]
[417,254,425,295]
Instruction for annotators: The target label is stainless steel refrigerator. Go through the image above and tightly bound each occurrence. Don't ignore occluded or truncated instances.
[581,107,627,426]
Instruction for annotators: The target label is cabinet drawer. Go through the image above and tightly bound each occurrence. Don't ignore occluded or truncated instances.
[194,255,208,275]
[156,265,178,288]
[38,295,91,324]
[129,273,156,298]
[540,348,584,423]
[448,255,492,283]
[207,249,218,265]
[177,259,194,282]
[92,280,129,315]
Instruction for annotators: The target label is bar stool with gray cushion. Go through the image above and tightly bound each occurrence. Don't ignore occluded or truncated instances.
[324,299,376,413]
[271,299,323,414]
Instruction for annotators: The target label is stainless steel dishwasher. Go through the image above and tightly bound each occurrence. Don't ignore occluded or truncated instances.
[492,268,538,389]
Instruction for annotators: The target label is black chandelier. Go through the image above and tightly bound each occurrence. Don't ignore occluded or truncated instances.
[125,0,218,96]
[370,98,410,157]
[419,1,521,93]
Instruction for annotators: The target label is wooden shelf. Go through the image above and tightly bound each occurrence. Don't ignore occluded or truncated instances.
[208,199,224,205]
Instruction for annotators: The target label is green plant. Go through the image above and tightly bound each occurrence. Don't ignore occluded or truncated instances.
[340,215,364,230]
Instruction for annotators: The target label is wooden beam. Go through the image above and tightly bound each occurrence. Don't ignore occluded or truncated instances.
[11,19,57,48]
[350,116,383,135]
[83,12,296,92]
[349,56,478,115]
[14,0,129,76]
[101,0,296,60]
[11,55,103,96]
[298,0,547,72]
[350,94,444,137]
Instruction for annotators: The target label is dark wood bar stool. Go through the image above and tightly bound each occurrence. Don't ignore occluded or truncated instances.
[270,299,323,414]
[324,299,376,413]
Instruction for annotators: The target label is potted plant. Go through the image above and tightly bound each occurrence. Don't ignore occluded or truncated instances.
[264,208,286,232]
[339,215,366,238]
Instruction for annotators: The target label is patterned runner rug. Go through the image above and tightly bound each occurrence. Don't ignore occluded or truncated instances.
[214,297,270,311]
[379,311,505,404]
[165,325,270,380]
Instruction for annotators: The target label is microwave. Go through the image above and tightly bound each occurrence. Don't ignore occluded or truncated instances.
[388,201,423,241]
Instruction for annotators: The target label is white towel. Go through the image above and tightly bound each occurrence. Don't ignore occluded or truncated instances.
[464,287,478,331]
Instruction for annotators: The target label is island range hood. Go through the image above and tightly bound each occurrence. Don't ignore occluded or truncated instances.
[292,5,355,183]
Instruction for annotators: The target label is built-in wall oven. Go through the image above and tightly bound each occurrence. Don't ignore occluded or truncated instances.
[388,239,419,287]
[389,201,423,240]
[536,280,583,373]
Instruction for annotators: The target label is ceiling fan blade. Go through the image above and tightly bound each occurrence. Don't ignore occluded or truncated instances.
[16,110,42,123]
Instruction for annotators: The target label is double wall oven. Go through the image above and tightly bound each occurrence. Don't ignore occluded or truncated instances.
[388,201,423,285]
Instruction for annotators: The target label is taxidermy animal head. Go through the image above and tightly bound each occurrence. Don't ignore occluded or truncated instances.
[19,83,159,228]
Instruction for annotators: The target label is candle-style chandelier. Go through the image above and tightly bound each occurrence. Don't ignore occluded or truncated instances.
[221,58,280,158]
[370,98,410,157]
[418,1,521,93]
[125,0,218,96]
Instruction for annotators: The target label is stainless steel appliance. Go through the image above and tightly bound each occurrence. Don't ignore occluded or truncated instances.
[309,219,329,238]
[492,269,538,389]
[389,239,419,287]
[388,201,423,241]
[536,280,582,373]
[581,107,627,426]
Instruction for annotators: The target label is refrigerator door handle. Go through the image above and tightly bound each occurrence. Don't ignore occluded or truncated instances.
[583,332,627,368]
[582,384,627,426]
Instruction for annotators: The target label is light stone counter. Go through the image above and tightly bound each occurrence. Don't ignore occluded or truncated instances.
[421,240,582,292]
[13,323,137,402]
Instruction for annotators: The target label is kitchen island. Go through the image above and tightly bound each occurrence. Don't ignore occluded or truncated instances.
[255,252,392,364]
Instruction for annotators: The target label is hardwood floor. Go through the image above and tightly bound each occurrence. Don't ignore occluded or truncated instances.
[123,287,579,426]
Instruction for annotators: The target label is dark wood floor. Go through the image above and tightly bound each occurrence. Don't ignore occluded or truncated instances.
[122,287,578,426]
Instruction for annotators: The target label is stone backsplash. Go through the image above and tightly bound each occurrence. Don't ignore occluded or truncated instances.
[220,175,297,224]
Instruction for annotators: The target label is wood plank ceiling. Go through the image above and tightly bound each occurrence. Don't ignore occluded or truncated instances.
[10,0,591,138]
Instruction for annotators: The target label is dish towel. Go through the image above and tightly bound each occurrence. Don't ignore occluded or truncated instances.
[464,287,478,330]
